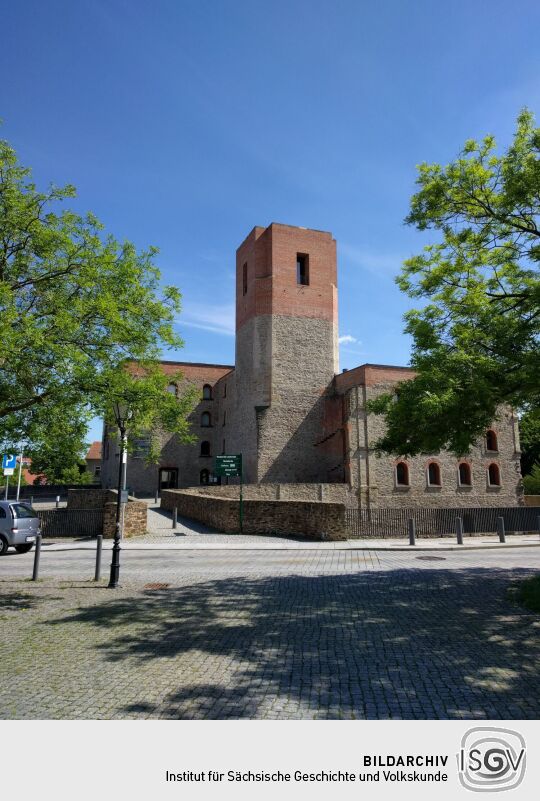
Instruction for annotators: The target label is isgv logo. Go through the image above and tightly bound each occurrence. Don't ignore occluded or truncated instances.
[457,727,526,792]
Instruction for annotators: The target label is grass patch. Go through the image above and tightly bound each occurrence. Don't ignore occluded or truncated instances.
[513,575,540,613]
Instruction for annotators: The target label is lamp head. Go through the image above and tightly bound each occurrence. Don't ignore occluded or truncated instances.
[112,400,133,428]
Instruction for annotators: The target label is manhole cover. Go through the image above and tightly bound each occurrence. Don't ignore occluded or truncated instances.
[415,556,447,561]
[143,582,170,590]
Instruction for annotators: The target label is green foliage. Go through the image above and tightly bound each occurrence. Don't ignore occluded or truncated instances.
[522,464,540,495]
[519,407,540,475]
[370,110,540,456]
[0,134,198,458]
[22,404,90,484]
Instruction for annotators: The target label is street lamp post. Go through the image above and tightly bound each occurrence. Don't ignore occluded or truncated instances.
[108,401,132,589]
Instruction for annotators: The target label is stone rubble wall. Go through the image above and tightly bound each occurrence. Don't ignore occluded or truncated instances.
[67,488,147,538]
[184,482,356,505]
[161,489,347,540]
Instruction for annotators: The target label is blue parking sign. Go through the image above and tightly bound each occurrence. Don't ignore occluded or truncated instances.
[2,454,17,469]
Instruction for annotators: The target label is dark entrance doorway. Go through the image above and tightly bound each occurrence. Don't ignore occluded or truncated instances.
[159,468,178,490]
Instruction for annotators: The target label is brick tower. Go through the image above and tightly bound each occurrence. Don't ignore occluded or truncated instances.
[229,223,338,483]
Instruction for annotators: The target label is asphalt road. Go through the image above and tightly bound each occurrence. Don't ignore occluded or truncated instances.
[1,543,540,581]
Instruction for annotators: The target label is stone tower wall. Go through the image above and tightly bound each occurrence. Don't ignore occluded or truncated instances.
[233,223,339,483]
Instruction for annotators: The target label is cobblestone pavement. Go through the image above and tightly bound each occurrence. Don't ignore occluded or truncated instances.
[1,548,539,720]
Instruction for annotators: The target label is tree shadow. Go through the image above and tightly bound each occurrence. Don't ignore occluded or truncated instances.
[0,590,59,612]
[46,567,539,719]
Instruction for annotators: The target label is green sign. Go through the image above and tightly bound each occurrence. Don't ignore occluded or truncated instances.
[215,454,242,477]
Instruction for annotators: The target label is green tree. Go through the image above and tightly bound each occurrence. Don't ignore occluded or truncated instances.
[523,464,540,495]
[23,403,90,484]
[519,407,540,476]
[370,110,540,456]
[0,134,198,455]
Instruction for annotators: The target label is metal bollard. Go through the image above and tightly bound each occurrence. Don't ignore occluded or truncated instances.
[537,515,540,539]
[30,495,34,506]
[497,516,506,543]
[95,534,103,581]
[172,507,177,530]
[456,517,464,545]
[55,495,60,509]
[408,518,416,546]
[32,534,42,581]
[155,490,159,504]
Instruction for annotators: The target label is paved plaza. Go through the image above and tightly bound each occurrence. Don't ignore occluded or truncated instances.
[1,547,539,720]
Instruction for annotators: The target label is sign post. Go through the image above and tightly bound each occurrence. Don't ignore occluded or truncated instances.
[215,454,243,532]
[2,455,17,500]
[16,450,24,501]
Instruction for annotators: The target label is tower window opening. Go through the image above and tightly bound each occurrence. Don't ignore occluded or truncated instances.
[297,254,309,286]
[486,429,498,451]
[202,384,212,400]
[200,441,211,457]
[242,262,248,295]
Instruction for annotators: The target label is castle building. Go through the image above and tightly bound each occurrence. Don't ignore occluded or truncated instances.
[100,223,522,507]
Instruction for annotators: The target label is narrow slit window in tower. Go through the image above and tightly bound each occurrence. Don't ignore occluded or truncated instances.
[297,254,309,286]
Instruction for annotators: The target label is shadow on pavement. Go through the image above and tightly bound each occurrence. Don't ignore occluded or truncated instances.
[45,566,540,719]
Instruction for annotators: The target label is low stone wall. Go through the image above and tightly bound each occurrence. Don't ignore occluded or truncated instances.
[161,489,347,540]
[185,482,356,506]
[67,488,115,509]
[524,496,540,507]
[67,488,147,538]
[103,498,148,539]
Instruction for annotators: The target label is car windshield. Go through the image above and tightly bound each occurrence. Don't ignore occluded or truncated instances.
[10,503,37,519]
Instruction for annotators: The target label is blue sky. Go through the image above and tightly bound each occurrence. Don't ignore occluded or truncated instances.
[2,0,540,444]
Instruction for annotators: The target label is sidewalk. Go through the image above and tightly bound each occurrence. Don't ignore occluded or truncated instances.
[40,533,540,551]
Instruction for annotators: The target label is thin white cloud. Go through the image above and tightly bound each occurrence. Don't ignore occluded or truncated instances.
[176,302,235,336]
[340,242,404,279]
[338,334,357,345]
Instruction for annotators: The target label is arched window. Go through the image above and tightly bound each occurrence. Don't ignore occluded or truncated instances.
[201,412,211,427]
[486,430,498,451]
[427,462,441,486]
[458,462,472,486]
[488,463,501,486]
[395,462,409,486]
[200,441,211,457]
[202,384,212,400]
[200,469,210,485]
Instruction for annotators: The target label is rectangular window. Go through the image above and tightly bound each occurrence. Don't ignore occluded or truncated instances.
[222,439,225,454]
[297,254,309,285]
[223,410,226,426]
[223,383,227,398]
[242,262,248,295]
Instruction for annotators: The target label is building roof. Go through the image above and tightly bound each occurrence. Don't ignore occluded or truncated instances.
[334,362,416,392]
[86,441,102,461]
